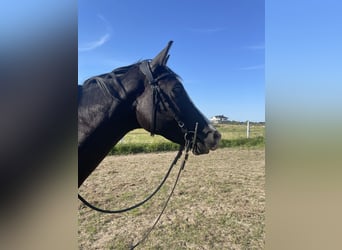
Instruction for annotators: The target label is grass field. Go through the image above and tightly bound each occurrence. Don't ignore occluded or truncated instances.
[110,123,265,155]
[78,147,265,249]
[214,123,264,139]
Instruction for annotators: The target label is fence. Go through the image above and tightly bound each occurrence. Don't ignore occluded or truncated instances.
[213,122,265,140]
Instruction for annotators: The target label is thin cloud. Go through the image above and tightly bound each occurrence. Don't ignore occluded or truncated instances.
[188,27,225,34]
[97,14,111,32]
[245,44,265,50]
[79,33,110,52]
[79,14,111,52]
[238,64,264,70]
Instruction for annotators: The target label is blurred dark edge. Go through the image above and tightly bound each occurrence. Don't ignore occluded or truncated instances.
[0,1,77,249]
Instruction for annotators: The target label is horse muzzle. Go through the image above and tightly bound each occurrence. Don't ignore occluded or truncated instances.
[193,128,221,155]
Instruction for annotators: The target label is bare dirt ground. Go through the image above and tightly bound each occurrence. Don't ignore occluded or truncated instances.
[78,148,265,249]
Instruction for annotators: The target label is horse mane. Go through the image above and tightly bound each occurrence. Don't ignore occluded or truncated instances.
[81,62,141,101]
[82,60,182,90]
[83,62,140,87]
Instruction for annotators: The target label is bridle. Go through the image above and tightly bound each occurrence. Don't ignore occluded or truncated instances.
[91,60,193,140]
[139,60,202,155]
[78,60,200,248]
[139,60,189,137]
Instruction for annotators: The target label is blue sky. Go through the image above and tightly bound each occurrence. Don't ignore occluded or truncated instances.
[78,0,264,122]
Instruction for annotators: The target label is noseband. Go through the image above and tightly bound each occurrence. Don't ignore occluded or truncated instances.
[139,60,188,138]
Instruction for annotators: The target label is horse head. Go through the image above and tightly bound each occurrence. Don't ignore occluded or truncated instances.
[135,41,221,154]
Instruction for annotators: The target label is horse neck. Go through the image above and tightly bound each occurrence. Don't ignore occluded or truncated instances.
[78,82,140,186]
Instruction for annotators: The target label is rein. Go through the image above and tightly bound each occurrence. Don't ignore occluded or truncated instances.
[78,145,183,214]
[130,132,195,249]
[78,123,198,249]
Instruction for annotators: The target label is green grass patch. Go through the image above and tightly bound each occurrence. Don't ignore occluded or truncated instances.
[109,124,265,155]
[109,141,179,155]
[219,136,265,148]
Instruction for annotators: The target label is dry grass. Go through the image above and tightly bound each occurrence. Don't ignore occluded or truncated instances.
[78,148,265,249]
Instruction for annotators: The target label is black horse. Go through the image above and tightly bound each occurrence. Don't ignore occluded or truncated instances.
[78,41,221,187]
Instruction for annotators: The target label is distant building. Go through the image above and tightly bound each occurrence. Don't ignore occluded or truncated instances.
[210,115,228,124]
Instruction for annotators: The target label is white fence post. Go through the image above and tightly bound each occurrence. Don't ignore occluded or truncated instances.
[247,120,250,138]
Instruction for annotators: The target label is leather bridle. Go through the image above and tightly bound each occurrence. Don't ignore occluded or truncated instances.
[139,60,188,137]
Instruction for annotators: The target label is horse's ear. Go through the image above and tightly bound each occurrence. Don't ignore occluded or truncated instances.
[150,41,173,70]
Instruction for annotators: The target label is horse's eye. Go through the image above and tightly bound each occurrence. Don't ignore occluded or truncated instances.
[172,84,183,95]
